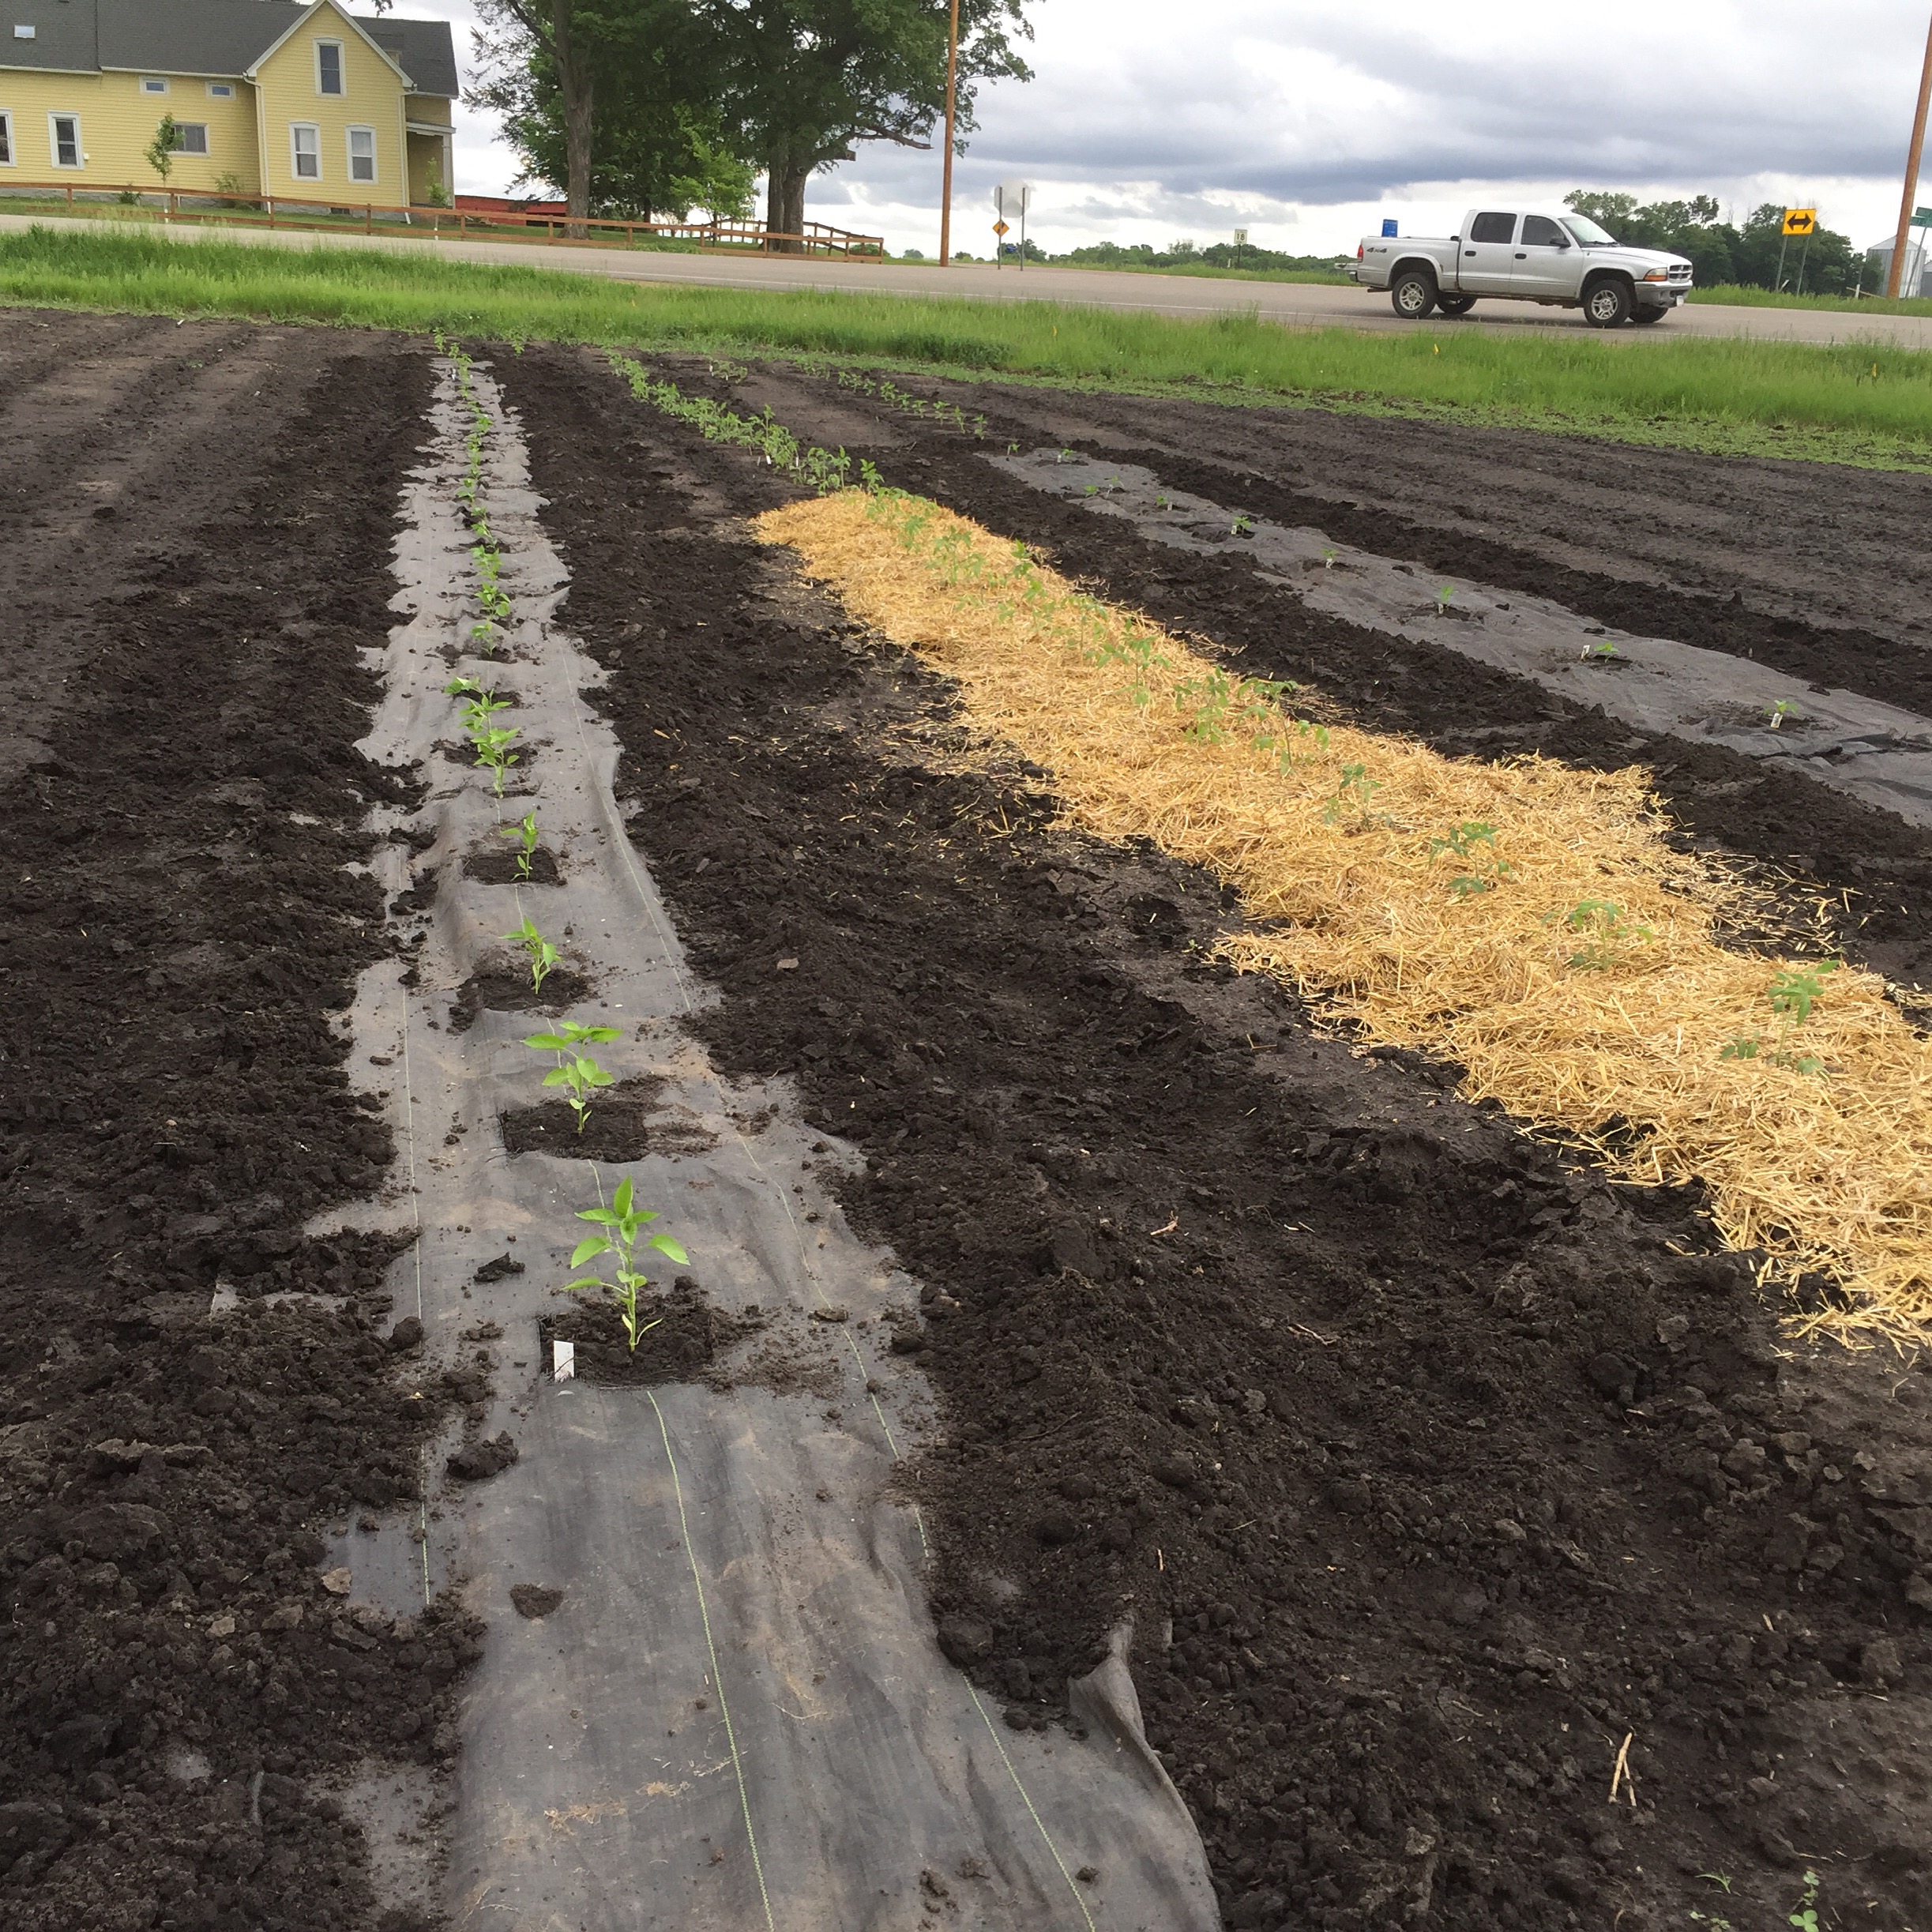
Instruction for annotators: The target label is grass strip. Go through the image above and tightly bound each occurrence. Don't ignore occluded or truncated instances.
[3,226,1932,470]
[755,487,1932,1343]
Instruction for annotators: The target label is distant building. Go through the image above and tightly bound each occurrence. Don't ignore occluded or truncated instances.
[1865,236,1932,299]
[0,0,458,205]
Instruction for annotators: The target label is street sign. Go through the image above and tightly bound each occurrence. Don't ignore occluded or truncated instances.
[1782,207,1817,236]
[992,220,1009,236]
[995,179,1032,216]
[1913,206,1932,228]
[1231,227,1249,246]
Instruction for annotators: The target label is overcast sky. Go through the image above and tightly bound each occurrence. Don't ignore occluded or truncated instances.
[404,0,1932,257]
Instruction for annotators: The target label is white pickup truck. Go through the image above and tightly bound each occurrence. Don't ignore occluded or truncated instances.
[1348,207,1694,327]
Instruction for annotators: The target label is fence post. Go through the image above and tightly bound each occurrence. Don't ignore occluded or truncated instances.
[365,202,372,234]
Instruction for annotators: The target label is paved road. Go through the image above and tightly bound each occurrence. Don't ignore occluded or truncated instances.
[7,209,1931,349]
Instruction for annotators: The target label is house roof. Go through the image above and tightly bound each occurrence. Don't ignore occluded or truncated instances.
[0,0,458,96]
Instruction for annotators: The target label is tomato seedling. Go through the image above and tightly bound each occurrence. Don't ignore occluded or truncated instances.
[566,1175,689,1352]
[472,726,521,796]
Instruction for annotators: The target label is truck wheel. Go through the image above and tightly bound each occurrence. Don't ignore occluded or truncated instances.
[1390,269,1437,320]
[1630,305,1667,325]
[1583,278,1633,328]
[1436,295,1476,317]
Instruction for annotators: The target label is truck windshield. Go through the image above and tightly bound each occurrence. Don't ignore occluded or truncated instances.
[1564,216,1618,246]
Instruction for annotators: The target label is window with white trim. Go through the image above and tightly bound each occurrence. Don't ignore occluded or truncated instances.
[141,77,169,96]
[49,113,81,168]
[207,82,235,100]
[291,121,320,180]
[347,126,375,184]
[0,112,12,166]
[315,40,343,95]
[173,122,209,156]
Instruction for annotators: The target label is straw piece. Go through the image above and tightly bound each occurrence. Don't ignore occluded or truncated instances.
[756,489,1932,1344]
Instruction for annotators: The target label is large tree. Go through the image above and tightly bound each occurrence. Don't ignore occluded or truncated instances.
[475,4,754,223]
[699,0,1033,245]
[473,0,684,227]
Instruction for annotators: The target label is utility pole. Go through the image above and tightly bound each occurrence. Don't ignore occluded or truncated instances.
[938,0,960,266]
[1887,4,1932,297]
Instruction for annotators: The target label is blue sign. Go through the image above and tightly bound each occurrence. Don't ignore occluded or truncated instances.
[1381,218,1399,237]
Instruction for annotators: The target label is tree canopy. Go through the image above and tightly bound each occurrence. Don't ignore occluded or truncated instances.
[475,0,1034,241]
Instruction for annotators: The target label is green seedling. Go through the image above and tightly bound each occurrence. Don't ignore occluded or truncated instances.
[1769,960,1838,1025]
[1231,513,1254,537]
[503,916,560,993]
[1582,637,1621,660]
[1722,960,1840,1073]
[544,1053,615,1133]
[1428,820,1511,895]
[1434,583,1456,613]
[1006,442,1021,455]
[501,811,539,879]
[472,725,521,797]
[1156,494,1171,509]
[1767,697,1799,729]
[1083,482,1100,497]
[566,1175,689,1352]
[1560,898,1651,969]
[1056,447,1074,464]
[1788,1868,1821,1932]
[1321,547,1338,569]
[1321,762,1384,827]
[524,1020,621,1054]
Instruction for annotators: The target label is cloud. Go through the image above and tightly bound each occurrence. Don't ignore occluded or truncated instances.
[423,0,1928,252]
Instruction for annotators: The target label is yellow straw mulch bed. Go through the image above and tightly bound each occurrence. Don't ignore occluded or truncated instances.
[756,488,1932,1342]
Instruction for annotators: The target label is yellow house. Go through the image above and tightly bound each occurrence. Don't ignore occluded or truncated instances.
[0,0,459,206]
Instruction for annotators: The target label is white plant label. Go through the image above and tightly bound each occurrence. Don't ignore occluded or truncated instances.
[553,1340,575,1382]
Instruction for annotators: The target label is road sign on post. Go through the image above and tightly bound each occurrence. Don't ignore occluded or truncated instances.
[1783,207,1817,235]
[995,179,1032,269]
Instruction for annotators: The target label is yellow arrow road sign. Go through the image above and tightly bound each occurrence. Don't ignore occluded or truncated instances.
[992,220,1009,235]
[1783,207,1817,235]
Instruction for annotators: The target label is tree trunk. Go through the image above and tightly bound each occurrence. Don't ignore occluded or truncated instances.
[764,147,808,253]
[553,0,594,237]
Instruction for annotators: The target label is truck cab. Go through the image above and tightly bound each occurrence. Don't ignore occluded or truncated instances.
[1350,207,1693,327]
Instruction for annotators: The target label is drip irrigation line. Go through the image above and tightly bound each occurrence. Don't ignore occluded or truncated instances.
[645,1381,778,1932]
[389,834,431,1611]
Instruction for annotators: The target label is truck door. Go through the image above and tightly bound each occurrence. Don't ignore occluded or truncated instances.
[1513,214,1577,299]
[1458,211,1520,293]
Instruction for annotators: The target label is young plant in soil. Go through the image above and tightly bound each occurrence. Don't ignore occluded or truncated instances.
[524,1021,622,1133]
[1321,762,1385,829]
[1427,819,1512,896]
[504,916,560,993]
[1721,959,1840,1073]
[1560,898,1652,969]
[472,725,521,796]
[566,1175,689,1352]
[502,811,540,880]
[1766,697,1800,729]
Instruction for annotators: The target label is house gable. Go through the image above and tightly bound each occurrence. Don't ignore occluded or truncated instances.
[250,0,409,200]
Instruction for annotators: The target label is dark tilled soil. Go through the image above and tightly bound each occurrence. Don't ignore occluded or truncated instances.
[0,316,475,1931]
[504,342,1932,1932]
[539,1281,764,1388]
[498,1075,717,1162]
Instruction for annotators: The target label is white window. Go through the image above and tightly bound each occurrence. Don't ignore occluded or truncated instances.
[141,77,169,96]
[315,40,343,95]
[207,82,235,100]
[12,24,34,38]
[346,126,375,184]
[0,112,11,166]
[173,122,209,156]
[49,113,81,169]
[291,122,320,181]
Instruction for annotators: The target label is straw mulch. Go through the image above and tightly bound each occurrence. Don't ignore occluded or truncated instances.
[757,489,1932,1343]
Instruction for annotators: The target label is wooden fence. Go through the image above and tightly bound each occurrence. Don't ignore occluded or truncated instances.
[0,183,886,259]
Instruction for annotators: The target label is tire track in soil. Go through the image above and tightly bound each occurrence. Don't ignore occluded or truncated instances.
[724,363,1932,996]
[506,342,1932,1932]
[0,319,478,1932]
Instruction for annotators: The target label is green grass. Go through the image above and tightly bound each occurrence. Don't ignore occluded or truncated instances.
[2,224,1930,469]
[1692,281,1932,318]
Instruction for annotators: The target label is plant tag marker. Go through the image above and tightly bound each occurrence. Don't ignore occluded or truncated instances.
[553,1340,575,1382]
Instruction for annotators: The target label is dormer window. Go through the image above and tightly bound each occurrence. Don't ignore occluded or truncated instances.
[12,24,35,39]
[316,40,344,95]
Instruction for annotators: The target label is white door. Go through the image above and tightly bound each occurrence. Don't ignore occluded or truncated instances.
[1457,210,1520,294]
[1513,214,1578,299]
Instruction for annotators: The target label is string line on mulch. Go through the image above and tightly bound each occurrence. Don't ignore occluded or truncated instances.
[754,487,1932,1347]
[645,1383,779,1932]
